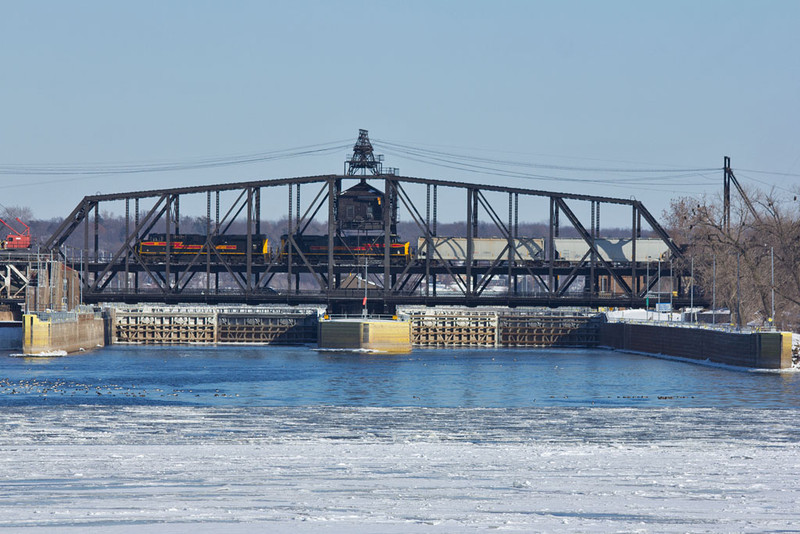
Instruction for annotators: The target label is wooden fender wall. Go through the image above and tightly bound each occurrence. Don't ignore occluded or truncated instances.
[599,322,792,369]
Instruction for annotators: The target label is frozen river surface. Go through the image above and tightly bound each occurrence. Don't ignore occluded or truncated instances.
[1,346,799,532]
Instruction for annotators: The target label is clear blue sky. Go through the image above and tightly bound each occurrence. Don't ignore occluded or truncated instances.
[1,1,798,226]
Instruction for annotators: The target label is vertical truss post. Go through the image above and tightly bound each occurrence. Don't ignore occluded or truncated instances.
[384,177,392,301]
[174,196,180,235]
[296,184,301,229]
[165,195,172,291]
[214,192,219,293]
[514,193,519,294]
[554,201,560,237]
[507,193,513,293]
[549,197,556,294]
[472,189,479,293]
[631,204,637,297]
[135,198,139,293]
[425,184,431,297]
[206,191,211,295]
[637,209,641,238]
[432,184,437,296]
[590,201,596,296]
[287,184,293,293]
[327,178,335,292]
[83,204,89,296]
[595,201,600,236]
[93,203,99,263]
[466,188,474,297]
[215,191,220,234]
[125,199,130,291]
[432,185,437,236]
[596,200,601,291]
[255,188,261,235]
[246,188,253,293]
[389,181,398,236]
[295,185,300,294]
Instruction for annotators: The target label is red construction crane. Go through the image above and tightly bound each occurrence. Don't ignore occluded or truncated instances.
[0,218,32,249]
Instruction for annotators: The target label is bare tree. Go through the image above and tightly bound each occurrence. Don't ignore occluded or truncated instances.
[665,185,800,331]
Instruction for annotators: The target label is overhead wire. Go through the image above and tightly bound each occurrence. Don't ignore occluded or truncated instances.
[380,148,717,196]
[0,140,352,176]
[733,173,798,195]
[374,139,720,175]
[373,140,720,194]
[374,138,797,199]
[3,134,794,198]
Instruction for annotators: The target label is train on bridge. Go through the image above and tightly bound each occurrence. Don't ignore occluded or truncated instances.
[40,130,695,310]
[135,232,671,265]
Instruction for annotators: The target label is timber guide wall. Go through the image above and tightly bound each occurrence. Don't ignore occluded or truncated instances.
[600,322,793,369]
[400,307,602,348]
[109,305,322,345]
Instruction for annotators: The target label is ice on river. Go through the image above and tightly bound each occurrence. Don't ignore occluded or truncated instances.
[1,406,799,533]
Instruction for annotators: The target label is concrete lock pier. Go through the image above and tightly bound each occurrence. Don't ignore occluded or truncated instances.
[23,307,105,355]
[318,317,412,353]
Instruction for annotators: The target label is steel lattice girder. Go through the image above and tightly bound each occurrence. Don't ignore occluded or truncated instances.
[43,173,688,308]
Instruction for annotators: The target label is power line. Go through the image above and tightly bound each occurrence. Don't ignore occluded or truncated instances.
[734,173,797,195]
[373,139,800,198]
[738,168,800,178]
[374,139,720,174]
[0,140,352,176]
[374,142,719,192]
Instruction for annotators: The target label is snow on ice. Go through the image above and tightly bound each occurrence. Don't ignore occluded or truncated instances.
[0,406,799,532]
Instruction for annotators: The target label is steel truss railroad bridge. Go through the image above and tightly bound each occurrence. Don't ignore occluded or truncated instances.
[43,132,700,314]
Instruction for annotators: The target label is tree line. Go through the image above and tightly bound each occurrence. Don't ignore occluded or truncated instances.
[665,186,800,331]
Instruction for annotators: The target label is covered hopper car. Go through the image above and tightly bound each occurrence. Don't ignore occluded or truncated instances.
[416,236,670,264]
[416,237,545,262]
[553,238,670,263]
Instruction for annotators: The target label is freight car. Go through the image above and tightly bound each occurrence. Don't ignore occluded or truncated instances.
[280,234,411,264]
[553,238,669,263]
[415,236,670,264]
[137,233,269,259]
[416,237,545,263]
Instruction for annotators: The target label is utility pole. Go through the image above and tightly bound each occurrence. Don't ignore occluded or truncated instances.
[736,253,741,330]
[712,255,716,326]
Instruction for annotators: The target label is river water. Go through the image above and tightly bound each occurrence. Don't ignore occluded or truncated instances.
[1,345,799,532]
[2,345,799,408]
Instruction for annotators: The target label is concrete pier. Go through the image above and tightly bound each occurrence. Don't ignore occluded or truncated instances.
[318,318,412,353]
[23,308,105,355]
